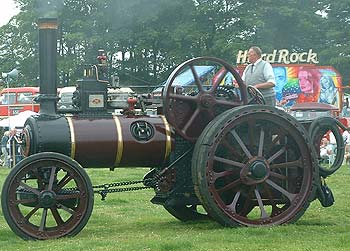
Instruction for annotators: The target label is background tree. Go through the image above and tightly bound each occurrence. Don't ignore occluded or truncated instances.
[0,0,348,90]
[315,1,350,85]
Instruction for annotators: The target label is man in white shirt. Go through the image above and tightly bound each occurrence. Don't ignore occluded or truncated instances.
[242,46,276,106]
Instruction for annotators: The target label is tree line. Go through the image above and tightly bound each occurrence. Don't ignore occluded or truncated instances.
[0,0,349,90]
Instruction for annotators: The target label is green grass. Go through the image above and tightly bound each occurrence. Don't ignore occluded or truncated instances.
[0,166,350,251]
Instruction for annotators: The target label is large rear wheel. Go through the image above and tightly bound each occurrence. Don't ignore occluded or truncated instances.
[192,105,318,227]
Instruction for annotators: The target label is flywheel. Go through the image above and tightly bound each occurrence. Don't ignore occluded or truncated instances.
[162,57,249,142]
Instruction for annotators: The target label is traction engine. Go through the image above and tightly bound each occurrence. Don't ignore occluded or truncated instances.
[1,18,346,240]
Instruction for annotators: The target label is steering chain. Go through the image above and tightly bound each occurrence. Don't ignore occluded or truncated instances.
[92,145,194,201]
[92,179,154,201]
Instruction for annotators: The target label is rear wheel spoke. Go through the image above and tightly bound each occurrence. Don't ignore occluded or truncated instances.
[211,170,235,182]
[230,129,252,159]
[265,179,296,202]
[267,146,286,164]
[216,179,241,194]
[227,191,241,213]
[254,189,269,219]
[258,128,265,157]
[214,156,245,169]
[270,158,303,169]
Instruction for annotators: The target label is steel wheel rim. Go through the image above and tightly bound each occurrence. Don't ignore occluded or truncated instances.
[204,109,316,226]
[3,157,92,239]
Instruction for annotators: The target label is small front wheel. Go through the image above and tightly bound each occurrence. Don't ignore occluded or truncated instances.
[1,152,94,240]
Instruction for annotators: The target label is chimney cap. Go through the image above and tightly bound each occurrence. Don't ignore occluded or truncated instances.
[38,18,58,29]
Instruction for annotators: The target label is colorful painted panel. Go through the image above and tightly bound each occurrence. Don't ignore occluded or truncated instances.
[273,65,342,108]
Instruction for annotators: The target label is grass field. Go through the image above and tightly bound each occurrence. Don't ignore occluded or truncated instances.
[0,165,349,251]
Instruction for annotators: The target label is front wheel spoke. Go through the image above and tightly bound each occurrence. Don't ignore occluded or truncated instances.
[216,179,241,194]
[56,174,74,191]
[15,198,37,205]
[39,208,48,231]
[254,189,269,219]
[48,166,57,191]
[265,179,296,202]
[50,207,64,226]
[19,181,40,195]
[230,129,252,159]
[267,146,286,164]
[24,206,40,221]
[57,203,76,215]
[214,156,245,169]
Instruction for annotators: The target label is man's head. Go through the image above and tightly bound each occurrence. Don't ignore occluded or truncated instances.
[248,46,262,64]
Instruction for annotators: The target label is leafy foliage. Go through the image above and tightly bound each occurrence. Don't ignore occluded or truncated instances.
[0,0,349,89]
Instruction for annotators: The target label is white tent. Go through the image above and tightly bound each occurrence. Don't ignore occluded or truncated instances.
[0,110,38,129]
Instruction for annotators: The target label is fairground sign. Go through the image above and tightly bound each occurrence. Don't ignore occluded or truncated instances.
[236,49,319,64]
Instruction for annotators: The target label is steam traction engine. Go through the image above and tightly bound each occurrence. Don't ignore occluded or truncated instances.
[1,18,345,240]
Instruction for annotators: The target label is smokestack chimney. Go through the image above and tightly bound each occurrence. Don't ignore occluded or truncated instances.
[37,17,58,116]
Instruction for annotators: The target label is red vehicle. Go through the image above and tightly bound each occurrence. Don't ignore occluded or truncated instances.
[0,87,40,118]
